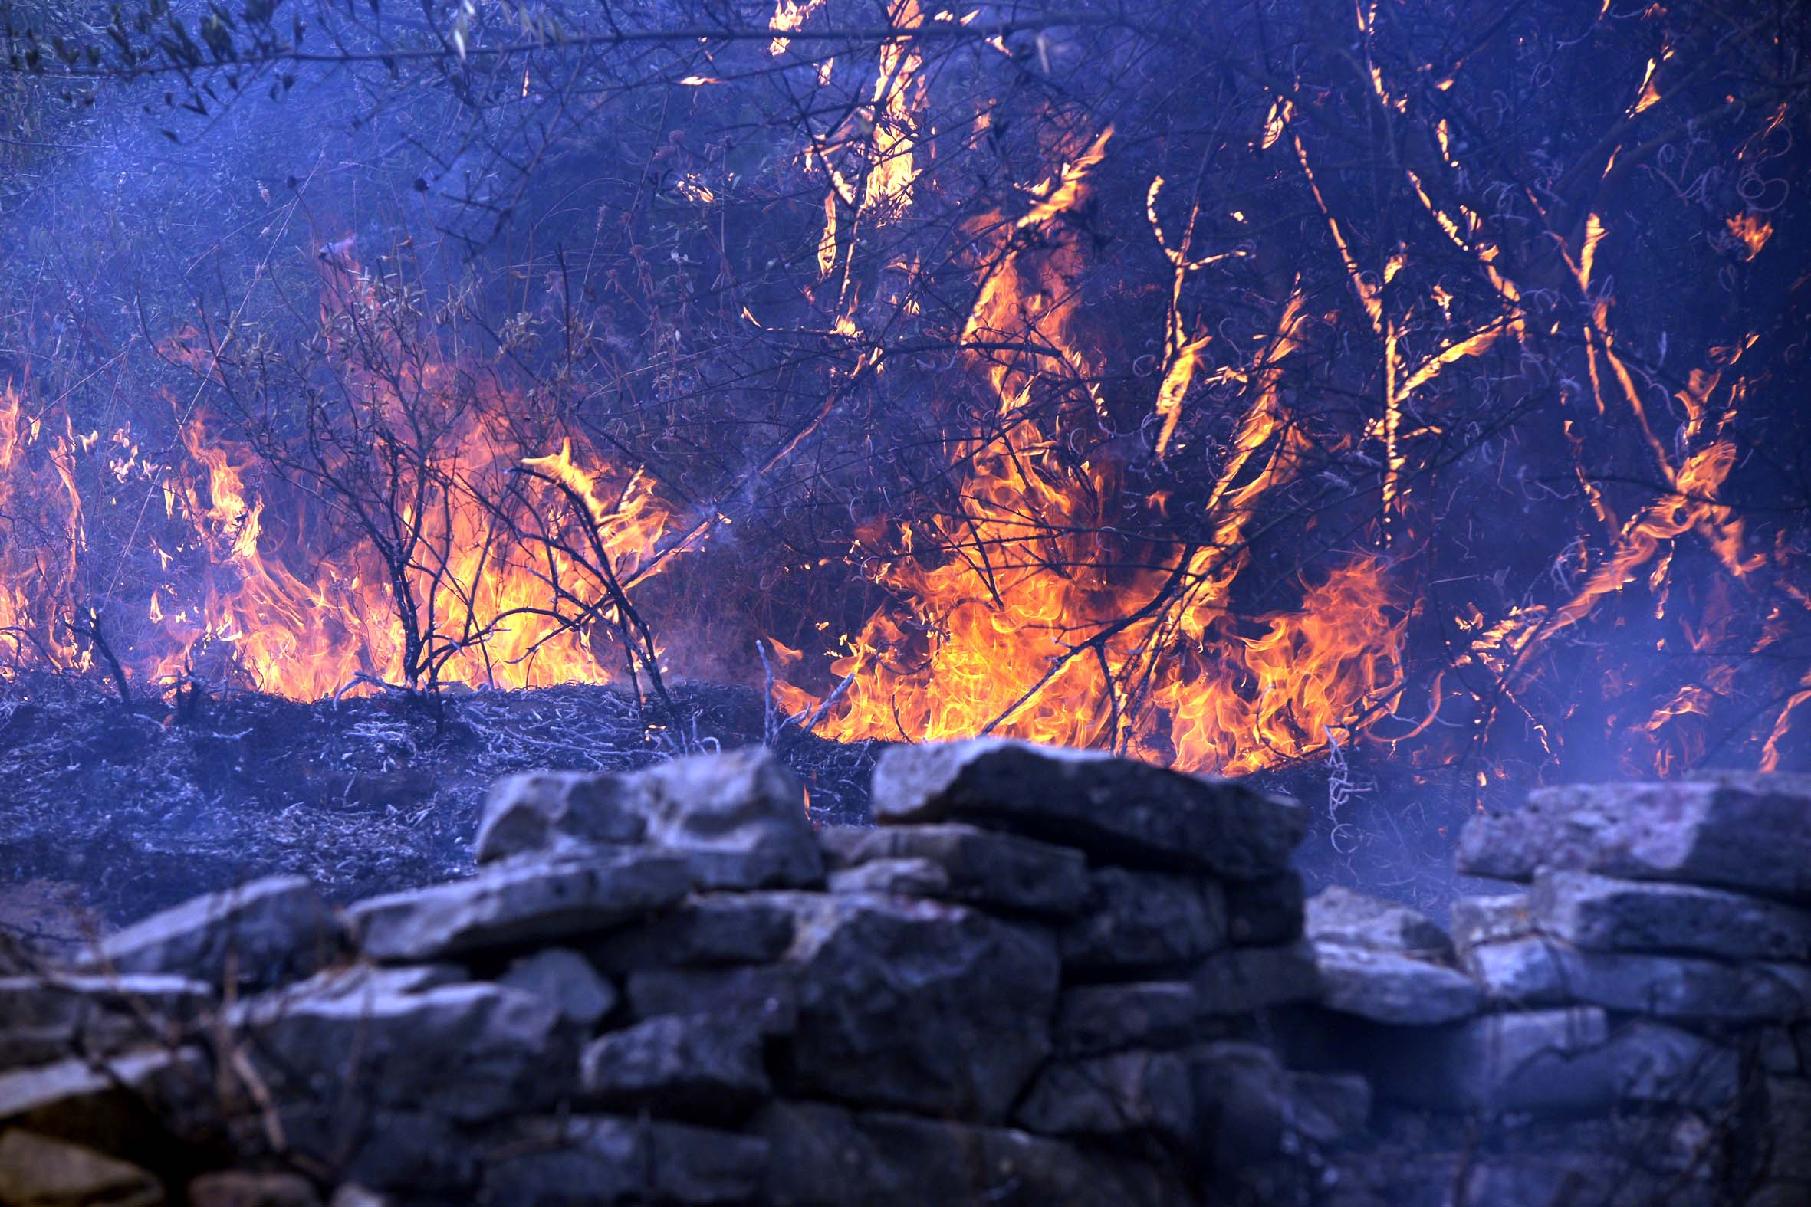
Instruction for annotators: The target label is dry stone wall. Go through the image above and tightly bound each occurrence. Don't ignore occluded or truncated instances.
[0,744,1805,1207]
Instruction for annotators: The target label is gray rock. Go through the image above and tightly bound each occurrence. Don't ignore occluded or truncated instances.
[1463,935,1811,1020]
[484,1115,767,1206]
[500,948,618,1026]
[628,747,824,889]
[782,892,1059,1121]
[1449,892,1533,952]
[1053,981,1250,1056]
[1458,777,1811,899]
[1059,867,1227,972]
[825,857,951,898]
[1191,942,1322,1014]
[0,974,214,1065]
[754,1099,1188,1206]
[1014,1048,1194,1139]
[871,738,1306,877]
[1528,870,1811,960]
[0,1129,163,1207]
[624,964,799,1036]
[1225,871,1305,945]
[1360,1007,1738,1113]
[589,893,795,970]
[82,875,341,989]
[1312,943,1481,1025]
[474,749,822,889]
[1306,886,1454,959]
[579,1015,769,1117]
[475,771,647,864]
[819,823,1089,915]
[349,851,692,962]
[235,979,574,1122]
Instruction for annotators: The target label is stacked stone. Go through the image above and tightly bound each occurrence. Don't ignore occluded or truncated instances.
[0,738,1347,1207]
[849,739,1368,1205]
[1297,775,1811,1207]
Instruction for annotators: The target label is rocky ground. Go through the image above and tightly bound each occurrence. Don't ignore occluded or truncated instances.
[0,670,1486,943]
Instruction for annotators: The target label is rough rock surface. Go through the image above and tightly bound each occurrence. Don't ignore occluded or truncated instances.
[1312,942,1481,1025]
[579,1015,770,1117]
[1058,867,1227,972]
[1358,1007,1738,1113]
[1526,869,1811,960]
[1462,934,1811,1020]
[234,979,575,1122]
[349,850,692,961]
[780,892,1059,1121]
[476,747,824,889]
[870,738,1305,877]
[818,823,1089,915]
[1458,776,1811,899]
[78,874,342,990]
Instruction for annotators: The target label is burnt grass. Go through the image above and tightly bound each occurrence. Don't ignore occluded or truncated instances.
[0,671,1487,937]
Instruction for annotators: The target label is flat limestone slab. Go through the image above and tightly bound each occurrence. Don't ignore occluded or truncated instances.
[1459,777,1811,900]
[871,739,1305,878]
[349,851,692,962]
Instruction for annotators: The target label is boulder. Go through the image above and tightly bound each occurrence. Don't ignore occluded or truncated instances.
[754,1099,1188,1206]
[234,979,574,1123]
[81,875,341,990]
[0,974,214,1065]
[781,892,1059,1121]
[1462,935,1811,1020]
[500,947,618,1027]
[579,1015,769,1117]
[474,748,823,889]
[349,851,692,962]
[475,771,647,864]
[870,739,1305,877]
[278,1108,472,1197]
[1312,943,1481,1025]
[1014,1048,1194,1139]
[483,1115,767,1206]
[1458,777,1811,900]
[1224,871,1305,945]
[1059,867,1227,973]
[1359,1007,1739,1113]
[1528,870,1811,960]
[588,893,795,970]
[0,1129,163,1207]
[1190,942,1322,1014]
[630,748,824,888]
[1305,886,1454,960]
[818,824,1089,915]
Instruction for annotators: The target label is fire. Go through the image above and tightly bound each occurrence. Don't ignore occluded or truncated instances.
[0,382,83,671]
[774,132,1409,774]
